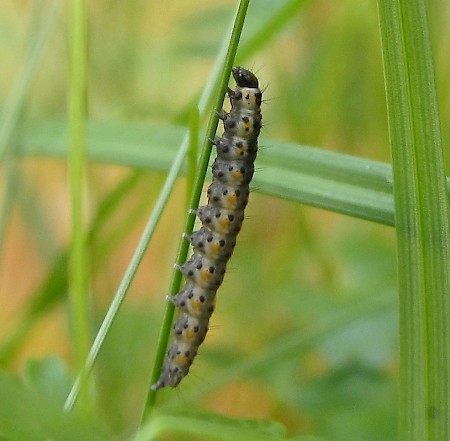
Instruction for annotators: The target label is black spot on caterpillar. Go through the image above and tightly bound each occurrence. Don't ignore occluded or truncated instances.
[151,67,262,390]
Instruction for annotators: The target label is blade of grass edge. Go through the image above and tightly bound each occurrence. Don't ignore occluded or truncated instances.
[186,107,199,212]
[377,1,450,440]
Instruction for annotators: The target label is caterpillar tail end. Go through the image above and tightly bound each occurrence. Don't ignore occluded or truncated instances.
[150,380,164,391]
[150,369,174,390]
[151,367,185,391]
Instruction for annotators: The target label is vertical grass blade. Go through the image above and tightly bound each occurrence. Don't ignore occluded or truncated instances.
[377,1,450,439]
[186,107,199,212]
[68,0,90,410]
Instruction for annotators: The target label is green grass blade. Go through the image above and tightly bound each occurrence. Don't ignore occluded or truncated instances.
[256,140,395,225]
[19,120,397,225]
[143,0,251,417]
[186,107,199,212]
[68,0,90,411]
[377,0,450,439]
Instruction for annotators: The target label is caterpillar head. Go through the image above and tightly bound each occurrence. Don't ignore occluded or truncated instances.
[232,66,259,88]
[229,67,262,111]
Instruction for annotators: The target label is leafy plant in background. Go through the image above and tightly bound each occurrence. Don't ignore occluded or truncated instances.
[0,0,449,440]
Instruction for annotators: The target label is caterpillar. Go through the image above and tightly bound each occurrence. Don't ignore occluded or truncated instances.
[151,67,262,390]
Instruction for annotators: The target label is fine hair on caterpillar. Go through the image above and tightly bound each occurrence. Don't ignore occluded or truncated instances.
[151,66,262,390]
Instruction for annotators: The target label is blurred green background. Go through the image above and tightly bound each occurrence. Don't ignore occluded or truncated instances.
[1,0,450,439]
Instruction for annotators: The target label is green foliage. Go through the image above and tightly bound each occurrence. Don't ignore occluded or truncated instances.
[378,1,450,439]
[1,0,449,440]
[138,410,288,441]
[0,360,110,441]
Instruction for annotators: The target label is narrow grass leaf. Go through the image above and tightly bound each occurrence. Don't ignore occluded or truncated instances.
[19,120,396,225]
[67,0,90,411]
[186,106,200,211]
[378,0,450,439]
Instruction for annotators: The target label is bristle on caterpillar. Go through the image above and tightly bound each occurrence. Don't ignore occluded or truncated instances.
[151,67,262,390]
